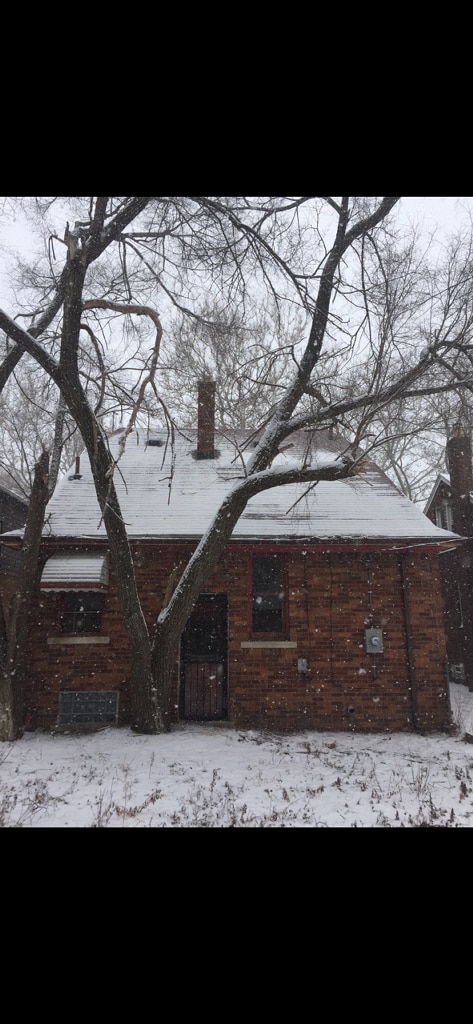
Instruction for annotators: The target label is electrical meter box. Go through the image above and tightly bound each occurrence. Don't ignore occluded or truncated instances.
[365,628,384,653]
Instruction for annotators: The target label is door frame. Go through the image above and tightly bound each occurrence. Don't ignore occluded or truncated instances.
[179,593,228,721]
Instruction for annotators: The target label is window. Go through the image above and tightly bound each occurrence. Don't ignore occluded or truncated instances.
[58,691,119,725]
[252,555,285,634]
[61,591,103,634]
[435,504,453,531]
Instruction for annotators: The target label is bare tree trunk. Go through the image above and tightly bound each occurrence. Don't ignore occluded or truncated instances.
[0,451,50,741]
[71,410,160,732]
[151,624,177,732]
[49,393,67,496]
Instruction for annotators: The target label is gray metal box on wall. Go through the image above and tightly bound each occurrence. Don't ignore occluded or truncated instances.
[365,628,384,653]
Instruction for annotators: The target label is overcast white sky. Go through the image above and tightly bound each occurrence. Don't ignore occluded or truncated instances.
[399,196,473,234]
[1,197,473,311]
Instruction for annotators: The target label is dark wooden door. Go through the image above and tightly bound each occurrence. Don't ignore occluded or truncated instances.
[180,594,228,720]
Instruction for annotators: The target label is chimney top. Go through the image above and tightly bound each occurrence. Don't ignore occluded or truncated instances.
[446,430,473,534]
[195,378,218,460]
[68,455,82,481]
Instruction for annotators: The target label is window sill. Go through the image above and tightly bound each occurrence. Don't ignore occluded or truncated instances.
[241,640,297,649]
[47,636,110,646]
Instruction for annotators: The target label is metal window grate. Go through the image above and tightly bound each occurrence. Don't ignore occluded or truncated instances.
[58,690,119,725]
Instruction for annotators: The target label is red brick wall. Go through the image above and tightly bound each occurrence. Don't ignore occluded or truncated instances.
[24,543,452,733]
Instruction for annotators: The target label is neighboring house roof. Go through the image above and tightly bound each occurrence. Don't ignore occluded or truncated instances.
[38,427,460,546]
[424,474,452,516]
[424,473,473,517]
[0,483,28,506]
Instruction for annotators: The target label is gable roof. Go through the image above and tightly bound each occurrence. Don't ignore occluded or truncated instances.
[424,474,452,517]
[40,426,461,546]
[0,483,28,506]
[424,472,473,517]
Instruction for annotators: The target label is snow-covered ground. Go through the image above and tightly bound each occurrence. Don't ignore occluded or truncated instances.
[1,682,473,827]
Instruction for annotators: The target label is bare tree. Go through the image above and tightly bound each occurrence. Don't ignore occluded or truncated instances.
[158,298,306,430]
[2,196,473,738]
[0,359,82,498]
[295,220,473,504]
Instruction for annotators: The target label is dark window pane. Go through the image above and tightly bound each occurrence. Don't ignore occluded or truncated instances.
[253,556,282,591]
[62,591,103,633]
[252,597,283,633]
[252,556,284,633]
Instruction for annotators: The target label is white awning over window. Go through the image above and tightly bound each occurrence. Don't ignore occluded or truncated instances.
[40,552,109,591]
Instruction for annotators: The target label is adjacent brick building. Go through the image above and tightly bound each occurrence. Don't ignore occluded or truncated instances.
[3,383,461,734]
[424,426,473,690]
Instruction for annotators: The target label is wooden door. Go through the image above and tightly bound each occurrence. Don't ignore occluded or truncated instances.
[180,594,228,720]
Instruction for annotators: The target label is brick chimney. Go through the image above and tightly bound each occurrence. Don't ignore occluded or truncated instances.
[447,424,473,535]
[196,377,216,459]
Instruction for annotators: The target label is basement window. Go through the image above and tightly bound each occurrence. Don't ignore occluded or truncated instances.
[61,591,103,634]
[58,690,119,725]
[252,555,286,634]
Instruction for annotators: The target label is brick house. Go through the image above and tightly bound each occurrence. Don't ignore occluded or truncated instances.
[3,382,462,734]
[424,426,473,690]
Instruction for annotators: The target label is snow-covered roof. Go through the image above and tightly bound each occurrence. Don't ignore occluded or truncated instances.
[40,427,461,545]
